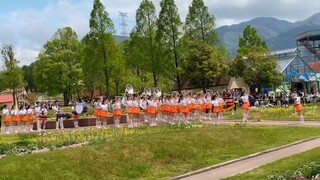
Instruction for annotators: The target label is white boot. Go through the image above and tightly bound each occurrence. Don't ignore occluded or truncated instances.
[59,118,64,130]
[5,127,10,134]
[300,115,304,124]
[56,121,59,130]
[14,126,18,133]
[103,122,107,129]
[30,125,34,132]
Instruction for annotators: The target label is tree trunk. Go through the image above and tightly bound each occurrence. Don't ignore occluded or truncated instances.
[63,92,69,106]
[90,86,94,101]
[105,70,109,98]
[12,87,17,108]
[153,73,158,88]
[115,80,120,96]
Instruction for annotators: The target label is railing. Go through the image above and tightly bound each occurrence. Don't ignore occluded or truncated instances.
[296,29,320,41]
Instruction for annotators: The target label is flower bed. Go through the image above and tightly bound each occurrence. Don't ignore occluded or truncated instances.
[0,123,206,157]
[268,161,320,180]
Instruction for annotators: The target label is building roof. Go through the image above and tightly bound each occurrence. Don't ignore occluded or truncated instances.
[270,48,297,56]
[0,94,13,103]
[307,62,320,73]
[277,57,296,73]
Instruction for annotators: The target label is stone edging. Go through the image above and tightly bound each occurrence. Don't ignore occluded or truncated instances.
[172,136,320,180]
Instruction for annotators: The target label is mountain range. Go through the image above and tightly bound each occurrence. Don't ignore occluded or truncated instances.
[216,12,320,56]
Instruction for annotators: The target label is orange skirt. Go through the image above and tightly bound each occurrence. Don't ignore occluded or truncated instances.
[197,104,205,111]
[206,103,212,110]
[127,107,135,114]
[4,115,10,123]
[100,110,109,118]
[94,109,102,117]
[133,107,140,114]
[148,107,157,114]
[213,106,221,113]
[170,106,177,113]
[295,104,303,112]
[12,115,19,122]
[181,106,189,114]
[187,103,195,111]
[242,102,250,110]
[160,105,165,112]
[176,105,181,113]
[113,109,122,116]
[72,113,79,119]
[19,115,27,122]
[27,115,34,121]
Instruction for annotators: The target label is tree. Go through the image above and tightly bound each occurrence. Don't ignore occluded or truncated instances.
[22,63,37,93]
[231,25,284,92]
[180,40,228,92]
[127,0,162,87]
[34,27,83,105]
[185,0,219,45]
[1,45,25,107]
[86,0,119,97]
[156,0,183,92]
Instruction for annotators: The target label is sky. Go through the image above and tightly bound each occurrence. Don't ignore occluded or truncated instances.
[1,0,320,66]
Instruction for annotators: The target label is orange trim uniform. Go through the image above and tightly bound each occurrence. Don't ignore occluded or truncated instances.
[242,102,250,110]
[295,104,303,112]
[4,115,11,123]
[12,115,19,122]
[113,109,122,116]
[19,115,27,122]
[27,115,34,121]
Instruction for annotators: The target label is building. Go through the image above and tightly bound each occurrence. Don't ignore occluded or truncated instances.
[273,29,320,93]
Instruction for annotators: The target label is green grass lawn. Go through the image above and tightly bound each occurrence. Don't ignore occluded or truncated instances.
[226,147,320,180]
[224,103,320,121]
[0,125,320,179]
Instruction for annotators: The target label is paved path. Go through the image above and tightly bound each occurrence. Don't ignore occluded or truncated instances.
[177,137,320,180]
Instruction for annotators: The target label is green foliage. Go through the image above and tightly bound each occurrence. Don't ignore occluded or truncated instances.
[125,0,165,87]
[185,0,218,45]
[180,40,228,91]
[83,0,122,97]
[34,27,83,105]
[156,0,183,92]
[0,45,25,107]
[232,25,284,92]
[22,63,37,92]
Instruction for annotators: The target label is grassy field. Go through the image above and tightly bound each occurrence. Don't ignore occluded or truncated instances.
[226,147,320,180]
[224,103,320,121]
[0,125,320,179]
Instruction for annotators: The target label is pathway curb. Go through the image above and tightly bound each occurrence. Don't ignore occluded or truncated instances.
[172,136,320,180]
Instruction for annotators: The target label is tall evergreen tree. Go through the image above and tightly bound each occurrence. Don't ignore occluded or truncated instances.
[86,0,118,97]
[156,0,183,92]
[129,0,160,87]
[185,0,218,45]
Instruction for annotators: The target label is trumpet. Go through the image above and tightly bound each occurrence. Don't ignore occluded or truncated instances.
[144,88,152,96]
[125,84,134,95]
[154,87,162,98]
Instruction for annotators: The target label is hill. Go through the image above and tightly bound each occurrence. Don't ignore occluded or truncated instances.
[216,13,320,56]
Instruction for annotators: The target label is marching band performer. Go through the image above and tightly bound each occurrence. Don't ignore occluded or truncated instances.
[27,105,35,132]
[212,95,221,125]
[180,94,189,124]
[140,93,149,124]
[39,104,48,132]
[218,94,225,119]
[11,105,19,133]
[122,94,134,128]
[19,105,27,132]
[35,102,41,132]
[71,101,80,128]
[205,92,212,120]
[294,92,304,124]
[187,93,195,121]
[197,93,205,121]
[2,105,11,134]
[241,90,250,122]
[94,98,103,129]
[100,98,110,129]
[113,97,122,128]
[52,101,64,130]
[132,95,141,127]
[167,95,175,124]
[147,95,158,126]
[174,94,181,124]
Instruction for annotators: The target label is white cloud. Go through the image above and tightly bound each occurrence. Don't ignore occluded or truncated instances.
[1,0,320,66]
